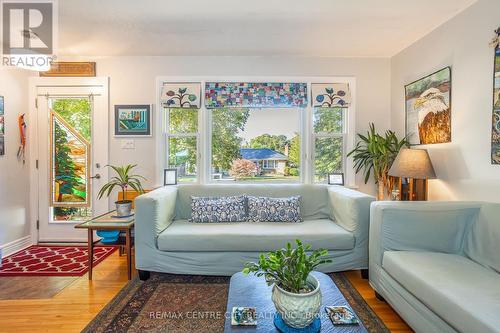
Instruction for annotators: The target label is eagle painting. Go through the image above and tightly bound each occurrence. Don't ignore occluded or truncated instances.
[405,67,451,145]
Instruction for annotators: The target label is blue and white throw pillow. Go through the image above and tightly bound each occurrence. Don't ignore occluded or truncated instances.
[189,195,247,223]
[247,196,302,222]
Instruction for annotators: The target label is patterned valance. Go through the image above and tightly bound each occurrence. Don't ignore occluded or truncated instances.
[311,83,351,108]
[205,82,308,108]
[161,83,201,108]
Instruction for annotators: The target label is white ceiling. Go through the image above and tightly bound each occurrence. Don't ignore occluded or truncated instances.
[58,0,477,57]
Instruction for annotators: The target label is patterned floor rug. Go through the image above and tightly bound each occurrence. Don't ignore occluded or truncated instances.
[0,245,117,276]
[83,272,389,333]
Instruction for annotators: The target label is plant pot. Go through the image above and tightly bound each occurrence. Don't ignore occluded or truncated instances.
[115,200,132,217]
[271,274,322,329]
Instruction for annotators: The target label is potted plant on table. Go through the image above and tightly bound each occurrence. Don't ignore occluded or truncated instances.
[243,240,332,329]
[347,123,409,200]
[97,164,146,217]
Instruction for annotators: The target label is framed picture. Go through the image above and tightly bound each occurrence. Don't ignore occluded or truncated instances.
[405,67,451,145]
[0,96,4,115]
[114,105,152,136]
[164,169,178,185]
[491,43,500,164]
[328,173,344,185]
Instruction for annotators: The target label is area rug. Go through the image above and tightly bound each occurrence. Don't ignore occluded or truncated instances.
[83,272,389,333]
[0,245,117,277]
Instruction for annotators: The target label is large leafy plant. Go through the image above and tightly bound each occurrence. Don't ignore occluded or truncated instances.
[243,240,331,294]
[97,164,146,202]
[347,123,408,200]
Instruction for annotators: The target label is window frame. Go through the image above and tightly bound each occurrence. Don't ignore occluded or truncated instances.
[156,76,356,187]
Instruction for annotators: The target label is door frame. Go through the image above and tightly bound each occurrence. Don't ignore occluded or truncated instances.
[28,77,109,244]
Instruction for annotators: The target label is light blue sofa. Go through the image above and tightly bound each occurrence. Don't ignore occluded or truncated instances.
[135,184,374,279]
[369,201,500,333]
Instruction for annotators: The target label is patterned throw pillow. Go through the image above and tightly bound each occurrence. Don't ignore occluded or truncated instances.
[189,196,247,223]
[247,196,302,222]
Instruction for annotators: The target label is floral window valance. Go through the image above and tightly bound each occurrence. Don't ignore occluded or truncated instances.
[311,83,351,108]
[205,82,308,108]
[161,83,201,108]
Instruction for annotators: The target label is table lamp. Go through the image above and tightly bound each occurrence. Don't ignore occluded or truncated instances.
[388,148,436,201]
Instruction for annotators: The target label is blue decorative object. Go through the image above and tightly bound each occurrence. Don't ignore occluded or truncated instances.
[205,82,308,108]
[247,196,302,222]
[273,312,321,333]
[96,230,120,244]
[190,195,247,223]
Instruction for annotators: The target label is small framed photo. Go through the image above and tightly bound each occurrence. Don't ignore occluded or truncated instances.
[164,169,178,186]
[328,173,344,186]
[115,105,152,136]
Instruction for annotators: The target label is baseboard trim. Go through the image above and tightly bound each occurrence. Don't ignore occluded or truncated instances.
[0,235,33,257]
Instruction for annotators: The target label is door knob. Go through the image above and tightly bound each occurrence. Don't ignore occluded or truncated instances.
[90,174,101,179]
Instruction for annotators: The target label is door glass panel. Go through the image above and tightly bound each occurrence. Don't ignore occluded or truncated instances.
[50,98,92,221]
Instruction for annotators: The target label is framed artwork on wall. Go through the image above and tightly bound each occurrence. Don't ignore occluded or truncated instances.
[405,67,451,145]
[114,105,152,136]
[0,96,4,156]
[491,28,500,164]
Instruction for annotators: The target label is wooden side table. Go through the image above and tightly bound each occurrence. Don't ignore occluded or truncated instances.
[75,211,134,280]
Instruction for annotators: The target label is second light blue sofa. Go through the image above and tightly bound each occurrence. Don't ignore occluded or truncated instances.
[135,184,374,278]
[369,201,500,333]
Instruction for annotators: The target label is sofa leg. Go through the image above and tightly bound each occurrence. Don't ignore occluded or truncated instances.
[360,269,369,279]
[138,270,150,281]
[375,291,386,302]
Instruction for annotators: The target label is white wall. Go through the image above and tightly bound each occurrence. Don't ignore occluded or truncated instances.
[391,0,500,202]
[0,68,32,252]
[66,56,391,196]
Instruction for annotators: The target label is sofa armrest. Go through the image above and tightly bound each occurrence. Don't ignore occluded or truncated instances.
[135,186,178,252]
[328,186,375,237]
[369,201,481,268]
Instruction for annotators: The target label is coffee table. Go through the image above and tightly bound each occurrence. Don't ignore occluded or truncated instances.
[224,271,368,332]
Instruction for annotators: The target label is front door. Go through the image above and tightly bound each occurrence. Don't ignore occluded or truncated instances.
[33,78,109,242]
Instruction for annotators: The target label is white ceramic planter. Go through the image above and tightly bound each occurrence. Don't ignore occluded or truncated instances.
[271,274,322,328]
[115,200,132,216]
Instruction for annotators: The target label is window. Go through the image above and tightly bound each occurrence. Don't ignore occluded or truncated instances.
[160,79,353,186]
[166,108,198,183]
[312,107,345,183]
[211,108,300,182]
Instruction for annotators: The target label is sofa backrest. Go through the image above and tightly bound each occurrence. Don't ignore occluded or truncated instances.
[175,184,331,220]
[465,203,500,273]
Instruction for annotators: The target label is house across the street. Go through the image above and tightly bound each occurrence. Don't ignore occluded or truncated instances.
[240,148,288,175]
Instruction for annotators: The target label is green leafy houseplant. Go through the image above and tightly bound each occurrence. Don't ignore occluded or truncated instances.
[97,164,146,215]
[347,123,409,200]
[243,239,332,294]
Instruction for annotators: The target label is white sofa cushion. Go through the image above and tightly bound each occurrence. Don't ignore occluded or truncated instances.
[383,251,500,333]
[157,219,354,252]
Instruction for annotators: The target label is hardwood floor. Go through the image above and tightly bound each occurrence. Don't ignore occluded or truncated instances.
[0,253,412,332]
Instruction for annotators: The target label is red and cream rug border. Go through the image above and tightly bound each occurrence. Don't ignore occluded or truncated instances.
[0,245,118,277]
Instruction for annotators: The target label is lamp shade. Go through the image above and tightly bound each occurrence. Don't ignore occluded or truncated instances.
[388,148,436,179]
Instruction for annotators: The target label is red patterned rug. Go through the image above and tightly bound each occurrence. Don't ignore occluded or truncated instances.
[0,245,117,277]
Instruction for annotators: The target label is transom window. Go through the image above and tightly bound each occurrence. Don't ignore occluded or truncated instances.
[162,79,354,185]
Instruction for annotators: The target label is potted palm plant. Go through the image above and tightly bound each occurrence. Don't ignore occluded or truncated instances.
[347,123,408,200]
[97,164,146,216]
[243,240,331,329]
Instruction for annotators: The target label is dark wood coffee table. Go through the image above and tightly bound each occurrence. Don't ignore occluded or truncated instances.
[224,271,368,332]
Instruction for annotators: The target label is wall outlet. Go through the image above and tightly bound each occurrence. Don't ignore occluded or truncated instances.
[121,139,135,149]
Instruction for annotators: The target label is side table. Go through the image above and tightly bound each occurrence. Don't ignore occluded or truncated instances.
[75,211,134,280]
